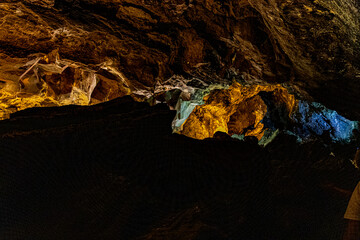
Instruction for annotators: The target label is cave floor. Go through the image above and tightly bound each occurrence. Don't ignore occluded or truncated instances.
[0,97,358,240]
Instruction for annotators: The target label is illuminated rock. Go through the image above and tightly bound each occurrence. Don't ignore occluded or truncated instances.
[0,0,359,145]
[0,53,131,120]
[172,81,358,144]
[292,101,359,143]
[180,82,296,140]
[227,95,267,140]
[0,0,359,119]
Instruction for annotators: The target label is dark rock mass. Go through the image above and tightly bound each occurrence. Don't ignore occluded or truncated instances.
[0,97,358,240]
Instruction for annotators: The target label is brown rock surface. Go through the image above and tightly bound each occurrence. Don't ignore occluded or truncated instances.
[0,0,359,119]
[180,82,296,140]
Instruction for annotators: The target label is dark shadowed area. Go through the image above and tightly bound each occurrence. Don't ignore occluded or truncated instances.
[0,97,359,240]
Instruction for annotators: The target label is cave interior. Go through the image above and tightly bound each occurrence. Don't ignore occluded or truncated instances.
[1,0,360,239]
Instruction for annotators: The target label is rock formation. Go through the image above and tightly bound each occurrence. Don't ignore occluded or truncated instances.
[1,0,360,144]
[1,0,360,115]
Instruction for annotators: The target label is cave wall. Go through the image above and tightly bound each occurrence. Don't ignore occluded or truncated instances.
[0,0,360,119]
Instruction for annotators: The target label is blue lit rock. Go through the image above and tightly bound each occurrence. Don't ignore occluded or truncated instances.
[171,83,359,145]
[291,101,359,143]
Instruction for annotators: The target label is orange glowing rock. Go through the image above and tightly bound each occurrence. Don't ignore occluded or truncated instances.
[0,90,60,120]
[180,82,297,140]
[0,53,132,120]
[272,87,297,117]
[228,95,267,140]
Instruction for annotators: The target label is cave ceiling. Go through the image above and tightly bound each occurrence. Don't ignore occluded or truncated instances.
[0,0,360,144]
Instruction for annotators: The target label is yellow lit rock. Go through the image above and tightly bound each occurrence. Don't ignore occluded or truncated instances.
[303,5,313,13]
[0,90,60,120]
[180,82,297,140]
[228,95,267,140]
[0,53,132,120]
[272,87,297,116]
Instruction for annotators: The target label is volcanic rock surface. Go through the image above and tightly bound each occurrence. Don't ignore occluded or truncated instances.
[0,0,360,119]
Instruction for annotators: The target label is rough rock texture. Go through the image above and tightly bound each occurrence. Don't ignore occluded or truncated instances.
[173,80,358,143]
[180,82,296,140]
[0,0,359,119]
